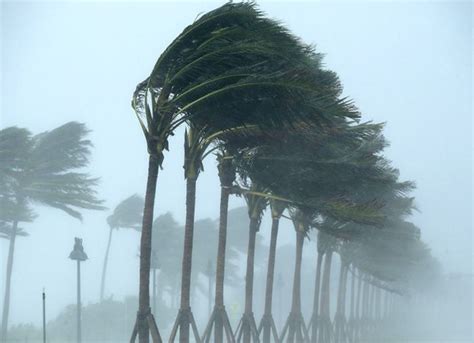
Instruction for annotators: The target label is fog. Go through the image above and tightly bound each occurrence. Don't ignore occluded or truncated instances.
[1,0,472,342]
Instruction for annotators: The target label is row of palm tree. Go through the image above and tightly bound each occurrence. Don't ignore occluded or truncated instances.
[0,3,437,343]
[130,2,438,343]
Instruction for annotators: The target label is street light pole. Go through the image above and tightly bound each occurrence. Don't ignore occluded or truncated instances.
[42,289,46,343]
[69,237,88,343]
[77,260,81,343]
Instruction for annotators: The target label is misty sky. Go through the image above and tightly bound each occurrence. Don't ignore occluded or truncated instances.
[1,0,472,327]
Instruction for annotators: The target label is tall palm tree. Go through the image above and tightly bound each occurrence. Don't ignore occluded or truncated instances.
[0,122,104,341]
[100,194,144,301]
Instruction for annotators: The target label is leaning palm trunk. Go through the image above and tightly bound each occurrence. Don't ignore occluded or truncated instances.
[334,263,349,343]
[235,217,260,343]
[354,269,362,342]
[100,226,114,301]
[1,220,18,342]
[258,200,284,343]
[334,263,344,343]
[368,282,376,334]
[360,275,370,339]
[347,267,356,342]
[280,230,309,343]
[243,218,259,343]
[169,177,201,343]
[202,154,236,343]
[180,177,197,342]
[309,249,324,342]
[136,155,160,343]
[236,186,265,343]
[259,217,280,342]
[318,250,333,343]
[214,184,231,341]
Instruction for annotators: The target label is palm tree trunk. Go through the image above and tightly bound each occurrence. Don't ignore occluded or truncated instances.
[349,266,355,341]
[350,266,355,320]
[318,250,333,343]
[375,287,380,322]
[288,229,305,343]
[243,217,259,343]
[262,217,279,343]
[368,281,374,322]
[291,230,304,314]
[100,226,114,301]
[1,220,18,342]
[138,155,160,343]
[335,262,345,343]
[179,176,198,343]
[355,269,362,341]
[339,265,349,343]
[310,251,323,343]
[361,277,369,336]
[214,184,230,342]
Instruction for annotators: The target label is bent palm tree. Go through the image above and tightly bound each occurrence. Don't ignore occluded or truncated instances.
[0,123,104,341]
[100,194,144,301]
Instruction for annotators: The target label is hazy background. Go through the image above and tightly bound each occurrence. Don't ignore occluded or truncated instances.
[1,0,472,328]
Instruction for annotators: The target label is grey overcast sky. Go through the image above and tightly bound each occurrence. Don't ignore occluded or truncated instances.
[1,0,472,326]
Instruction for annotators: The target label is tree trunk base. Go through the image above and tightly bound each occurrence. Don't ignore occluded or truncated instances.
[257,313,280,343]
[307,313,319,343]
[235,312,259,343]
[279,311,309,343]
[201,305,236,343]
[333,313,349,343]
[169,307,201,343]
[130,309,163,343]
[317,315,333,343]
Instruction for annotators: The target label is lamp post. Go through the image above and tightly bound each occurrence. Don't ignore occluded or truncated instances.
[42,289,46,343]
[69,237,88,343]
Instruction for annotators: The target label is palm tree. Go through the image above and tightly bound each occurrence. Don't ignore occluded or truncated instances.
[0,122,104,341]
[100,194,144,301]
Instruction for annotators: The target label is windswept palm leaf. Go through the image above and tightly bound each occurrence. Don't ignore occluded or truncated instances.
[107,195,144,230]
